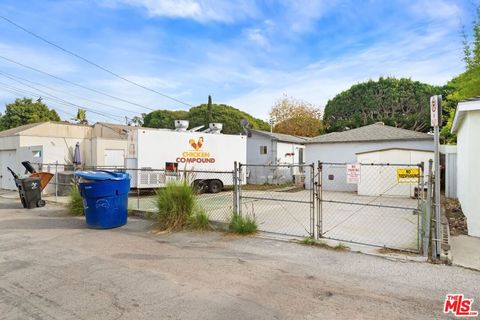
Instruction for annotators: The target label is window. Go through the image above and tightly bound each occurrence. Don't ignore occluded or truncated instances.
[165,162,178,172]
[260,146,268,154]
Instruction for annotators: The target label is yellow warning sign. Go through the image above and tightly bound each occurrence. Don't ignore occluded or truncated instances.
[397,168,420,184]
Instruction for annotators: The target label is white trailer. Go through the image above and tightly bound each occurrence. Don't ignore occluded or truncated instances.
[126,121,246,192]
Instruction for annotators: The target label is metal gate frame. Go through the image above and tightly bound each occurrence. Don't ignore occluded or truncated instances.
[236,163,315,238]
[315,161,426,253]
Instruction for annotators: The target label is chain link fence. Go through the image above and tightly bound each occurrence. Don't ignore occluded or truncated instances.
[29,163,235,224]
[27,161,428,253]
[317,162,425,252]
[238,163,315,238]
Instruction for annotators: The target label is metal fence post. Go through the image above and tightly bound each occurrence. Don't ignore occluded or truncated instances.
[54,161,58,202]
[317,161,323,239]
[418,162,424,254]
[233,161,238,216]
[310,163,315,238]
[238,163,242,217]
[426,159,433,259]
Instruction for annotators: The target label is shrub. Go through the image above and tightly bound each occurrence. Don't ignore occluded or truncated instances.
[155,182,196,231]
[68,184,84,216]
[229,214,257,234]
[188,209,211,231]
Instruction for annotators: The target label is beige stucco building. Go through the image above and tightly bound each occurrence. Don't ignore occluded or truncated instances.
[0,121,130,190]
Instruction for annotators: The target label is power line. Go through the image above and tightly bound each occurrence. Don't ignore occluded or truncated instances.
[0,54,158,111]
[0,79,123,121]
[0,15,192,107]
[0,77,123,120]
[0,70,139,115]
[0,85,79,119]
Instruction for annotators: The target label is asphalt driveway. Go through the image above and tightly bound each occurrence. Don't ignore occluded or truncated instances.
[0,197,479,319]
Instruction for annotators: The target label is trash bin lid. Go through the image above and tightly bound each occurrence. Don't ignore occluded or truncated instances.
[74,171,129,181]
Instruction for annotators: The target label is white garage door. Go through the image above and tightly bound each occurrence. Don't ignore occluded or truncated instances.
[104,149,125,167]
[0,150,17,190]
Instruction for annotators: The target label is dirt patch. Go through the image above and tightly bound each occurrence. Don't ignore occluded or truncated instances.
[444,198,468,236]
[377,247,418,256]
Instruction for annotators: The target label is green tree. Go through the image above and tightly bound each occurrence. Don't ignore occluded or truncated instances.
[323,77,442,133]
[143,110,189,129]
[186,104,270,134]
[72,108,88,124]
[130,114,145,127]
[441,7,480,143]
[270,95,323,137]
[143,104,270,134]
[0,98,60,130]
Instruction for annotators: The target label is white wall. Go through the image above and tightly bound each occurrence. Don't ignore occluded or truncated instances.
[457,110,480,237]
[246,133,306,184]
[246,135,272,165]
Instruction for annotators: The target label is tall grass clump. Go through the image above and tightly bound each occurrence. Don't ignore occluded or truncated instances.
[68,184,84,216]
[188,209,211,231]
[155,181,198,231]
[229,214,257,234]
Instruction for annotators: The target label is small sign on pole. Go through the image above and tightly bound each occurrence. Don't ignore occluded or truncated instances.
[346,163,360,184]
[430,95,442,127]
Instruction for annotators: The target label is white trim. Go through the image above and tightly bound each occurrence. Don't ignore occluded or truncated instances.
[452,100,480,133]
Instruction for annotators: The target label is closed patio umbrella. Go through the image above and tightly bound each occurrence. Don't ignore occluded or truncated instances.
[73,142,81,165]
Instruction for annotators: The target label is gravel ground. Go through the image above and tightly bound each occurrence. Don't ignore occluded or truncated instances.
[0,197,479,319]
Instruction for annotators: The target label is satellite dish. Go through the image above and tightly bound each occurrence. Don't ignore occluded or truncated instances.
[240,119,250,128]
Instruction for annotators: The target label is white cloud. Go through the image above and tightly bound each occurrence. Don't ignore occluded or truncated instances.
[100,0,259,23]
[246,28,270,48]
[409,0,463,22]
[226,24,465,119]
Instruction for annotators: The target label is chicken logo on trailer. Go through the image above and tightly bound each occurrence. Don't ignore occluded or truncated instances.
[176,137,216,164]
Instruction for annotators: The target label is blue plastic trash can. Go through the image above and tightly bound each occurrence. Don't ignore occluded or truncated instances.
[74,171,130,229]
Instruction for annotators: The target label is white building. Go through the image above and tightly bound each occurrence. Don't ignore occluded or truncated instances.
[451,97,480,237]
[305,123,434,191]
[246,129,307,184]
[0,122,129,190]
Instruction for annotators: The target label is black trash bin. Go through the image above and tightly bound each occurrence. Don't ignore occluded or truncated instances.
[15,177,45,209]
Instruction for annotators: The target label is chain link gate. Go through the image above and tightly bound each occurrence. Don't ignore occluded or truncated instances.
[236,163,315,238]
[316,162,426,253]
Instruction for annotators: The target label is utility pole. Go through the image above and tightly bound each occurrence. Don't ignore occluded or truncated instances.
[430,95,442,258]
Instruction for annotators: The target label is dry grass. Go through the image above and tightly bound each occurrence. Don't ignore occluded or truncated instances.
[300,237,349,251]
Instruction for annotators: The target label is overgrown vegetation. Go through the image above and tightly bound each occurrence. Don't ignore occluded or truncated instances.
[154,182,211,231]
[301,237,349,251]
[155,182,196,230]
[228,214,257,234]
[67,184,84,216]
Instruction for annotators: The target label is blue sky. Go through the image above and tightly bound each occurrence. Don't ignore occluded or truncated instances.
[0,0,476,124]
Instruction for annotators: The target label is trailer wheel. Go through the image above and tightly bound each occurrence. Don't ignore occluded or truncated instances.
[193,180,208,194]
[208,179,223,194]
